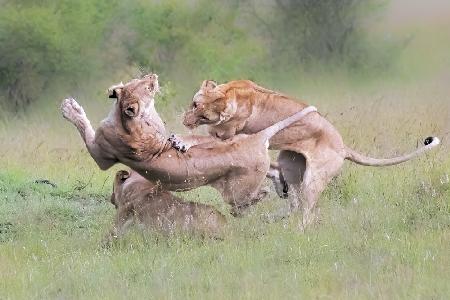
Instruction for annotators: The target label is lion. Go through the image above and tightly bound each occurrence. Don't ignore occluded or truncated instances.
[105,169,226,242]
[181,79,440,229]
[61,74,317,216]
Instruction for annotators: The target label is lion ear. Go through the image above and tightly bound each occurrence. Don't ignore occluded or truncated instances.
[108,88,122,99]
[108,82,124,99]
[117,170,130,181]
[201,80,218,91]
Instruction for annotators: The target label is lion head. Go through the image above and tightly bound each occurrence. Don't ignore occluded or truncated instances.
[107,74,160,133]
[110,170,131,209]
[183,80,239,129]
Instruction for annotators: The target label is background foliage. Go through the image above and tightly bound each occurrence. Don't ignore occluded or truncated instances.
[0,0,394,111]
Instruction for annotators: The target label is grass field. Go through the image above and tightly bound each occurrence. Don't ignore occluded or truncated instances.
[0,73,449,299]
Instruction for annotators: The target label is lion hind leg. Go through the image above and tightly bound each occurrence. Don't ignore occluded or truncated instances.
[266,163,289,199]
[215,169,269,217]
[264,151,306,222]
[298,154,344,230]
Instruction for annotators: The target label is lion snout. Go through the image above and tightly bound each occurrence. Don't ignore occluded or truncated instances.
[182,112,199,129]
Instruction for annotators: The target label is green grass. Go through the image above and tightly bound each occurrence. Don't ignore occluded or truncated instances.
[0,77,449,299]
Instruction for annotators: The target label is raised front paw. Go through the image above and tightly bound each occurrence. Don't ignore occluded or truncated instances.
[61,98,86,122]
[168,133,190,153]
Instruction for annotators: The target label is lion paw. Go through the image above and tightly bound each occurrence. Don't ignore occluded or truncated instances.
[168,134,190,153]
[61,98,86,122]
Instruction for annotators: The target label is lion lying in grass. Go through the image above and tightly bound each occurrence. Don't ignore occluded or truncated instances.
[106,170,226,242]
[61,74,317,216]
[181,79,441,229]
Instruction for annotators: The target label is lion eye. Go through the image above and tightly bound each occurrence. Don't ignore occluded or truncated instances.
[193,102,198,109]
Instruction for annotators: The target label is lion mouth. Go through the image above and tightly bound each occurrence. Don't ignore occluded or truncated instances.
[200,116,223,126]
[183,116,218,129]
[185,123,197,129]
[199,116,210,123]
[183,118,199,129]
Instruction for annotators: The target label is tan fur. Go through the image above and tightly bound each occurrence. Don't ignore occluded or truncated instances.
[61,74,315,216]
[182,79,440,229]
[105,170,226,243]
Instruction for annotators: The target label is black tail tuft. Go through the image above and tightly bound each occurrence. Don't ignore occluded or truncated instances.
[424,137,434,146]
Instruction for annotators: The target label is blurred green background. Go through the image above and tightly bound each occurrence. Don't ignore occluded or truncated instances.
[1,0,448,113]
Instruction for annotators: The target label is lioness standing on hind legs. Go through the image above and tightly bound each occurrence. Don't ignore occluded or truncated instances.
[180,80,440,230]
[61,74,317,217]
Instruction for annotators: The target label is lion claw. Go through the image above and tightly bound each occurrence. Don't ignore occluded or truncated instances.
[168,134,189,153]
[168,133,176,142]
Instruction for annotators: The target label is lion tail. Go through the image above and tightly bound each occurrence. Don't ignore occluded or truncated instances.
[344,136,440,166]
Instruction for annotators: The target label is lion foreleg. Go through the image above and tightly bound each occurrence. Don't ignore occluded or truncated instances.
[102,204,134,246]
[168,134,216,152]
[61,98,116,170]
